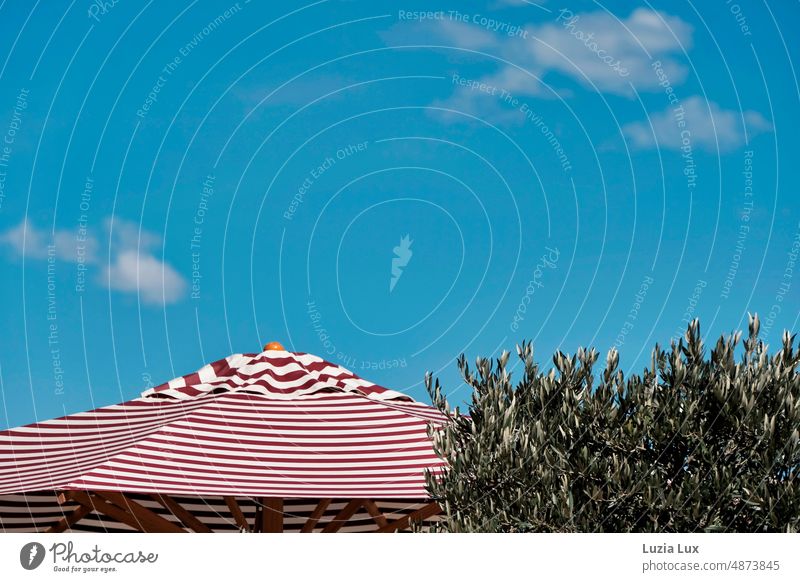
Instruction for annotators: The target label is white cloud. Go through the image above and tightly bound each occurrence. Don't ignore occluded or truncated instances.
[622,96,772,152]
[0,216,186,306]
[0,219,97,262]
[533,8,693,95]
[386,9,772,148]
[101,217,187,305]
[385,8,694,124]
[102,249,186,305]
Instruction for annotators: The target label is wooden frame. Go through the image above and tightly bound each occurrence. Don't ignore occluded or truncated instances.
[51,491,441,533]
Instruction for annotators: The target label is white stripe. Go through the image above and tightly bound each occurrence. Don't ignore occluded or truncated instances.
[142,436,432,453]
[67,478,429,495]
[104,450,440,468]
[98,461,429,482]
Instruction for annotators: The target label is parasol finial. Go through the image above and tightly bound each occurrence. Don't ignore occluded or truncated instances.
[263,341,285,351]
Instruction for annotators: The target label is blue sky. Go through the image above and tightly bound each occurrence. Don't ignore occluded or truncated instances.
[0,0,798,428]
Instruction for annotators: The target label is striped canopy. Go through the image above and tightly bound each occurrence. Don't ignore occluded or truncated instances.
[0,348,447,533]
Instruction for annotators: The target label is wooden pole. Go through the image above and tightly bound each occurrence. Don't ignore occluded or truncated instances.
[300,498,331,533]
[362,499,389,529]
[321,499,364,533]
[224,496,250,532]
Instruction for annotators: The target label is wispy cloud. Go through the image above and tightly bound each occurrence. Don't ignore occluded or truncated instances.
[0,219,97,262]
[383,8,771,149]
[232,74,355,109]
[385,8,695,122]
[533,8,693,95]
[622,96,772,152]
[0,217,186,306]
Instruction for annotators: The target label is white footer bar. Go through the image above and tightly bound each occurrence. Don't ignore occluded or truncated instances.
[0,533,796,581]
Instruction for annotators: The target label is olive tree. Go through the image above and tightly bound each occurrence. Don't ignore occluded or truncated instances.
[425,316,800,532]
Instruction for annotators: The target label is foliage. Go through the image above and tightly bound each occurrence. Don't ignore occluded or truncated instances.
[424,316,800,532]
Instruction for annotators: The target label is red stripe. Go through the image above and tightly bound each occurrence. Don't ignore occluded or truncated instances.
[142,433,433,449]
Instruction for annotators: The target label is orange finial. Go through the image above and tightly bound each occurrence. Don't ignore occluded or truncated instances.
[263,341,285,351]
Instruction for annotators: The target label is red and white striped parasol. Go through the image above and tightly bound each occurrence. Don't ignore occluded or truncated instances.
[0,344,446,532]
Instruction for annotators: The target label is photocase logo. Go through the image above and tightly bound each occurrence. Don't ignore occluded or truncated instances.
[390,235,413,292]
[20,542,46,570]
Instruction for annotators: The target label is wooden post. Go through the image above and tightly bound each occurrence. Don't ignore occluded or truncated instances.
[300,498,331,533]
[261,498,284,533]
[253,500,264,532]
